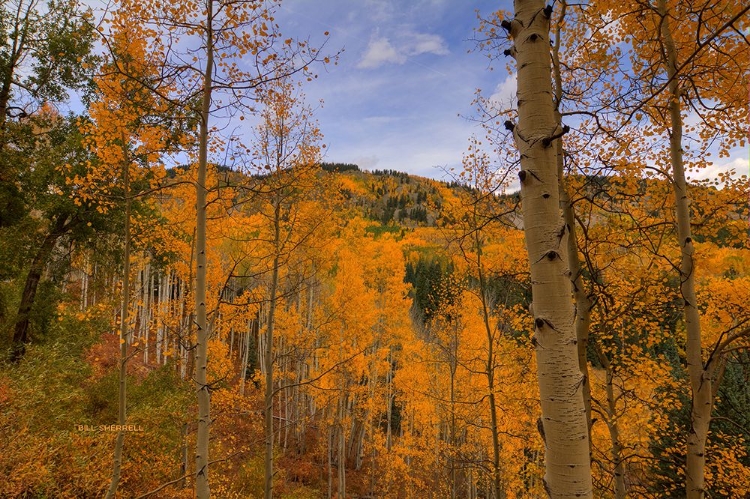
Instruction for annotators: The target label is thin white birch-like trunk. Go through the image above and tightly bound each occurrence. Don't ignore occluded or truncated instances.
[81,256,89,311]
[338,395,346,499]
[264,199,281,499]
[508,1,592,497]
[327,424,333,499]
[656,2,713,496]
[239,320,251,396]
[105,145,132,499]
[179,278,188,380]
[194,1,214,494]
[143,263,151,363]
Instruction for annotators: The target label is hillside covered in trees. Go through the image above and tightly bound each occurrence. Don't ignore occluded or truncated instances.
[0,0,748,498]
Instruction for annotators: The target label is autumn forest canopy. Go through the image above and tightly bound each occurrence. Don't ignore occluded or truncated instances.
[0,0,748,498]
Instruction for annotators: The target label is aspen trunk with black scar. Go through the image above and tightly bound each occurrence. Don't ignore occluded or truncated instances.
[505,1,593,497]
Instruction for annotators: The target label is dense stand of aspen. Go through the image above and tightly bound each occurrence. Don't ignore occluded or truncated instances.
[0,0,748,498]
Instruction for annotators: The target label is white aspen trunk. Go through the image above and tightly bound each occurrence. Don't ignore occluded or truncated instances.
[549,0,593,441]
[134,268,143,342]
[194,1,214,494]
[346,394,361,469]
[179,279,188,380]
[258,303,267,375]
[161,271,169,365]
[180,329,188,379]
[143,263,151,364]
[105,144,132,499]
[604,363,626,499]
[229,325,234,358]
[656,2,712,497]
[92,262,97,307]
[283,351,291,453]
[338,395,346,499]
[151,270,158,364]
[240,320,252,396]
[80,256,88,311]
[327,424,333,499]
[509,2,592,497]
[265,198,282,499]
[112,277,118,326]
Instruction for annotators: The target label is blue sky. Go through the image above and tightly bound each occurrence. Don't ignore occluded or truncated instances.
[79,0,744,185]
[273,0,747,185]
[274,0,514,179]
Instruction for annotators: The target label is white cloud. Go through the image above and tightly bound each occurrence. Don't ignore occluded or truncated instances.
[364,0,396,22]
[489,74,517,110]
[354,155,381,171]
[688,152,748,186]
[358,31,449,69]
[358,37,406,69]
[406,32,449,56]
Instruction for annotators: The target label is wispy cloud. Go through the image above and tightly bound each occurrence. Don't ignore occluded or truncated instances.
[358,31,449,69]
[276,0,503,177]
[488,74,517,110]
[405,32,450,56]
[358,37,406,69]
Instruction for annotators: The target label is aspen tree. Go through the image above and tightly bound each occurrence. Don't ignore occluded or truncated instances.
[72,16,174,494]
[102,1,331,494]
[448,140,519,498]
[504,1,593,497]
[251,77,323,499]
[576,2,750,495]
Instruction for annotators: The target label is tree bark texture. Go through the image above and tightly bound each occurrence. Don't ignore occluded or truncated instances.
[264,199,281,499]
[105,150,131,499]
[657,2,712,497]
[11,213,70,361]
[509,1,593,497]
[194,1,214,496]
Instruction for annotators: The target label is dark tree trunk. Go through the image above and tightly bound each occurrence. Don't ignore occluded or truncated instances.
[10,213,70,361]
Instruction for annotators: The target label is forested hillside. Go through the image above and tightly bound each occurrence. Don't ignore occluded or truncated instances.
[0,0,748,498]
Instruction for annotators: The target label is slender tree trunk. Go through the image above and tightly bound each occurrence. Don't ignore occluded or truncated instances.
[474,226,503,499]
[595,350,626,499]
[240,320,251,396]
[605,372,626,499]
[550,0,593,441]
[449,326,457,499]
[10,213,69,361]
[265,199,281,499]
[327,424,333,499]
[385,350,393,451]
[657,2,712,497]
[105,152,131,499]
[338,395,346,499]
[180,422,189,489]
[194,1,214,495]
[80,256,89,311]
[508,2,592,497]
[143,264,151,364]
